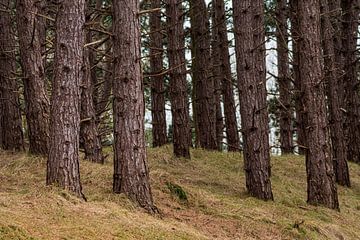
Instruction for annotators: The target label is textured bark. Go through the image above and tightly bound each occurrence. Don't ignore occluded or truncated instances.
[190,0,217,150]
[342,0,360,163]
[213,0,240,152]
[80,28,104,164]
[46,0,85,199]
[211,1,224,151]
[112,0,156,212]
[150,0,167,147]
[79,1,104,163]
[321,0,350,186]
[16,0,50,155]
[233,0,273,200]
[166,0,191,158]
[298,0,339,209]
[276,0,293,154]
[0,0,24,151]
[289,0,306,155]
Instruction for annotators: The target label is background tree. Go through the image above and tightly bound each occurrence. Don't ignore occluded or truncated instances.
[46,0,86,199]
[298,0,339,209]
[321,0,350,186]
[166,0,191,158]
[275,0,293,154]
[112,0,156,212]
[16,0,50,155]
[0,0,24,151]
[233,0,273,200]
[150,0,167,147]
[190,0,217,150]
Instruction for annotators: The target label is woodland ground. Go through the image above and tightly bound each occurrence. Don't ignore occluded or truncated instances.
[0,146,360,240]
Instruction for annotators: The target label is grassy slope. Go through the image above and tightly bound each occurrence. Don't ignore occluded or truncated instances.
[1,146,360,240]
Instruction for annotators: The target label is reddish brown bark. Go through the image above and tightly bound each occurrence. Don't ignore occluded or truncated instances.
[166,0,191,158]
[112,0,156,212]
[298,0,339,209]
[46,0,85,199]
[0,0,24,151]
[233,0,273,200]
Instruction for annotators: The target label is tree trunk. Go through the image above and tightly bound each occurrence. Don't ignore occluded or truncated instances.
[289,0,306,155]
[190,0,218,150]
[166,0,191,159]
[150,0,167,147]
[213,0,240,152]
[233,0,273,200]
[342,0,360,163]
[321,0,350,186]
[298,0,339,209]
[16,0,50,155]
[112,0,156,213]
[79,2,104,164]
[211,1,224,151]
[46,0,85,199]
[276,0,293,154]
[0,0,24,151]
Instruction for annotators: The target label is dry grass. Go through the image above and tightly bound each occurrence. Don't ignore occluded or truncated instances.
[1,146,360,239]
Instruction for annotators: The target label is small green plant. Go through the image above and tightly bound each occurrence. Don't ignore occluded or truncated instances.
[166,182,188,201]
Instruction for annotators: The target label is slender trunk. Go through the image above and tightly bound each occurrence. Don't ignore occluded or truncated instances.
[0,0,24,151]
[46,0,85,199]
[289,0,306,155]
[150,0,167,147]
[321,0,350,186]
[276,0,293,154]
[233,0,273,200]
[112,0,156,213]
[342,0,360,163]
[166,0,191,158]
[298,0,339,209]
[211,1,224,151]
[16,0,50,155]
[190,0,217,150]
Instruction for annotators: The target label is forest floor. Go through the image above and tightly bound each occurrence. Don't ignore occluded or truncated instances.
[1,146,360,239]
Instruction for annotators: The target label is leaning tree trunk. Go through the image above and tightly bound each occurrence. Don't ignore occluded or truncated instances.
[233,0,273,200]
[166,0,191,159]
[16,0,50,155]
[0,0,24,151]
[79,2,104,164]
[46,0,85,199]
[298,0,339,209]
[213,0,240,152]
[321,0,350,186]
[150,0,167,147]
[190,0,218,150]
[112,0,156,213]
[342,0,360,164]
[276,0,293,154]
[289,0,306,155]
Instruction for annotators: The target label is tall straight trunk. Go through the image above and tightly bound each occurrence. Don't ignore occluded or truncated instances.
[213,0,240,152]
[190,0,217,150]
[298,0,339,209]
[166,0,191,158]
[46,0,85,199]
[16,0,50,155]
[276,0,293,154]
[289,0,306,155]
[112,0,156,213]
[80,31,104,163]
[342,0,360,163]
[233,0,273,200]
[321,0,350,186]
[211,1,224,151]
[0,0,24,151]
[150,0,167,147]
